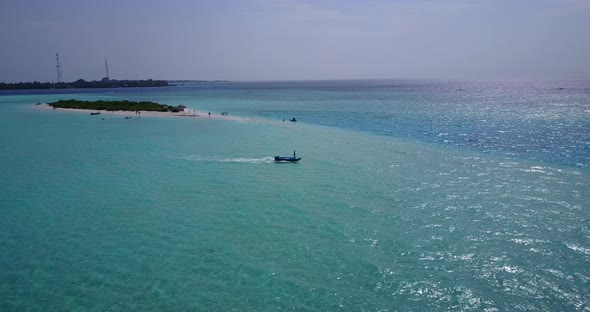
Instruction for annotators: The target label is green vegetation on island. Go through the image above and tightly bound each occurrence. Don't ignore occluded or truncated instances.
[47,99,186,112]
[0,78,169,90]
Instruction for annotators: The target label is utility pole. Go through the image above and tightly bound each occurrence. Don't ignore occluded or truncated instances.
[104,58,110,80]
[56,53,63,83]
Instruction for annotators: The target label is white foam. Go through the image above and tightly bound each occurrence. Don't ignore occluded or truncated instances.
[498,265,523,274]
[185,156,275,164]
[566,243,590,255]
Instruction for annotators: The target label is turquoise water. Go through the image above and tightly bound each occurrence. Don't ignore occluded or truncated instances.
[1,81,589,311]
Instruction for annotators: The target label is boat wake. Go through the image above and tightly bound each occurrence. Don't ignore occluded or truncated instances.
[184,156,275,164]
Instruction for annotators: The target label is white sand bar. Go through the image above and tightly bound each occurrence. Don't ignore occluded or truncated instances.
[34,103,247,121]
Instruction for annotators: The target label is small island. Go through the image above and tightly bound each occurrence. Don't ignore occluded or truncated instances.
[38,99,245,121]
[47,99,186,112]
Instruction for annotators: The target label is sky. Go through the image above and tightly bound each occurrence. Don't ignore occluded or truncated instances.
[0,0,589,82]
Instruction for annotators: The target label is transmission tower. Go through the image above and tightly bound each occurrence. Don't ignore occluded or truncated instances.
[56,53,63,83]
[104,58,110,80]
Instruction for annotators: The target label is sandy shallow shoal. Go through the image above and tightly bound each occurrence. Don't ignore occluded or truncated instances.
[34,103,246,121]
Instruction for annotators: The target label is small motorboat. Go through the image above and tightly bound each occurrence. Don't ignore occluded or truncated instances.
[90,112,101,115]
[274,151,301,162]
[274,156,301,162]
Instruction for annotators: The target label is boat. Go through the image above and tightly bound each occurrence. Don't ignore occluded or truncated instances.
[274,156,301,162]
[90,112,101,115]
[274,151,301,162]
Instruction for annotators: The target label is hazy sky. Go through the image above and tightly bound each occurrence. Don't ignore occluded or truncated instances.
[1,0,589,82]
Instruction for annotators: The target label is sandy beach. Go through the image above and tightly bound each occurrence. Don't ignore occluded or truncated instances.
[34,103,247,121]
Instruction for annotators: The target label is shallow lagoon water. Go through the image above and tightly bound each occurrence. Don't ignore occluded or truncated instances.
[1,81,589,311]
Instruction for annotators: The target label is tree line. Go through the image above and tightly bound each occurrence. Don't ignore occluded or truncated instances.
[47,99,186,112]
[0,78,169,90]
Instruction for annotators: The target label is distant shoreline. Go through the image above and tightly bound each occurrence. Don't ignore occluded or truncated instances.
[0,79,168,90]
[167,80,231,83]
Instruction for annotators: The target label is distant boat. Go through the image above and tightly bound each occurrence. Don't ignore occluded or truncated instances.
[90,112,101,115]
[274,151,301,162]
